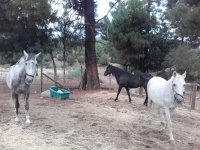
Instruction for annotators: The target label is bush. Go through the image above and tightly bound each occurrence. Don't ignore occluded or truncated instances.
[57,54,63,61]
[56,53,76,66]
[67,68,82,79]
[96,43,109,64]
[98,54,109,66]
[163,46,200,81]
[67,55,76,66]
[77,55,84,64]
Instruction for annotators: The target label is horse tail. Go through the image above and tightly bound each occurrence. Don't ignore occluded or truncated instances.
[6,72,12,89]
[6,66,14,89]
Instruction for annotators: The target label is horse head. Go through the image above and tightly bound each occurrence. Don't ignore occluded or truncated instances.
[172,71,186,104]
[24,50,40,85]
[104,64,112,76]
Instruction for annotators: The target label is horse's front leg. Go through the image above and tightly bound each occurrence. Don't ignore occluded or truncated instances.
[164,107,175,143]
[115,86,122,101]
[24,93,31,124]
[125,87,132,103]
[13,93,20,123]
[143,87,148,106]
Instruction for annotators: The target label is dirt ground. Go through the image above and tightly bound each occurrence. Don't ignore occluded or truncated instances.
[1,67,200,150]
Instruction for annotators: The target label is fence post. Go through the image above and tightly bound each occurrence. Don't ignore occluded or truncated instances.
[109,74,111,92]
[41,60,43,92]
[191,83,197,110]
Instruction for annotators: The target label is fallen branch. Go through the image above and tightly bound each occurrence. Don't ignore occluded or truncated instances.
[42,73,67,90]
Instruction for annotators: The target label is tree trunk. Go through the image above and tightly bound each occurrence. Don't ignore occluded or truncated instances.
[63,39,66,85]
[49,51,57,81]
[83,0,100,89]
[80,69,87,90]
[41,53,43,92]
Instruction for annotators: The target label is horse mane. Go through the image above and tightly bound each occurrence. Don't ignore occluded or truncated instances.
[16,56,26,65]
[16,53,35,65]
[110,65,134,76]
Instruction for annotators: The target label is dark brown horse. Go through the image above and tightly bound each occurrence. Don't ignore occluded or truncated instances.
[104,64,152,106]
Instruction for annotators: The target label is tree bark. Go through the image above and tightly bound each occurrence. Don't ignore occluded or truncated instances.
[63,37,67,85]
[83,0,100,89]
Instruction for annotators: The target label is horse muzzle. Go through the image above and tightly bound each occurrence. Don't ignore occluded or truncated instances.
[174,93,184,104]
[25,74,34,85]
[25,78,33,85]
[104,72,108,76]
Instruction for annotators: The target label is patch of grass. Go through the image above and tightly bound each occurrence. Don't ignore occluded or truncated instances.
[67,68,82,79]
[46,71,54,77]
[1,64,10,68]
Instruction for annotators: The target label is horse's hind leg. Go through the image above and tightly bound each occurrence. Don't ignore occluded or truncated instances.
[13,93,20,122]
[24,93,31,124]
[125,87,132,103]
[160,108,167,131]
[115,86,122,101]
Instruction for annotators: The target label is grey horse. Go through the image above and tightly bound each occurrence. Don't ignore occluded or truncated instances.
[6,51,40,124]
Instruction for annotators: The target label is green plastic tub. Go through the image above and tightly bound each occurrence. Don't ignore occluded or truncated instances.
[50,86,70,100]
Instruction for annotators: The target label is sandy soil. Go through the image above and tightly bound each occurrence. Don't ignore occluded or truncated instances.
[1,89,200,150]
[1,66,200,150]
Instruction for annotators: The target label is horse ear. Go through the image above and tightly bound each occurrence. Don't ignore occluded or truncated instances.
[35,52,41,60]
[182,71,186,79]
[23,50,29,60]
[172,71,177,77]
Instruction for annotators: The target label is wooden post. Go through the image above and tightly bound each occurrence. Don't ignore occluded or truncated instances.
[191,83,197,110]
[42,73,67,90]
[81,65,83,78]
[40,54,43,92]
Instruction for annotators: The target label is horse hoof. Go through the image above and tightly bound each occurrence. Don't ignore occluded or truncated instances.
[26,119,31,124]
[170,139,175,145]
[143,102,148,106]
[15,117,20,123]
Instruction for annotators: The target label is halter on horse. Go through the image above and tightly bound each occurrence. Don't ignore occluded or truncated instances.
[6,51,40,124]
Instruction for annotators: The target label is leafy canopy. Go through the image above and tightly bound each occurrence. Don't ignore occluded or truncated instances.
[166,0,200,47]
[108,0,174,71]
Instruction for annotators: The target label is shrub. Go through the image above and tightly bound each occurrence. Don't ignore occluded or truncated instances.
[98,54,109,66]
[96,43,109,64]
[67,68,82,79]
[163,46,200,81]
[67,55,76,66]
[77,55,85,64]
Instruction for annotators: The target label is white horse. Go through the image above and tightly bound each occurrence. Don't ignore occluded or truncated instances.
[147,71,186,143]
[6,51,40,124]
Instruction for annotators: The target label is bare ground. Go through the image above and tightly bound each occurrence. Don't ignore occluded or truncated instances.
[1,66,200,150]
[1,89,200,150]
